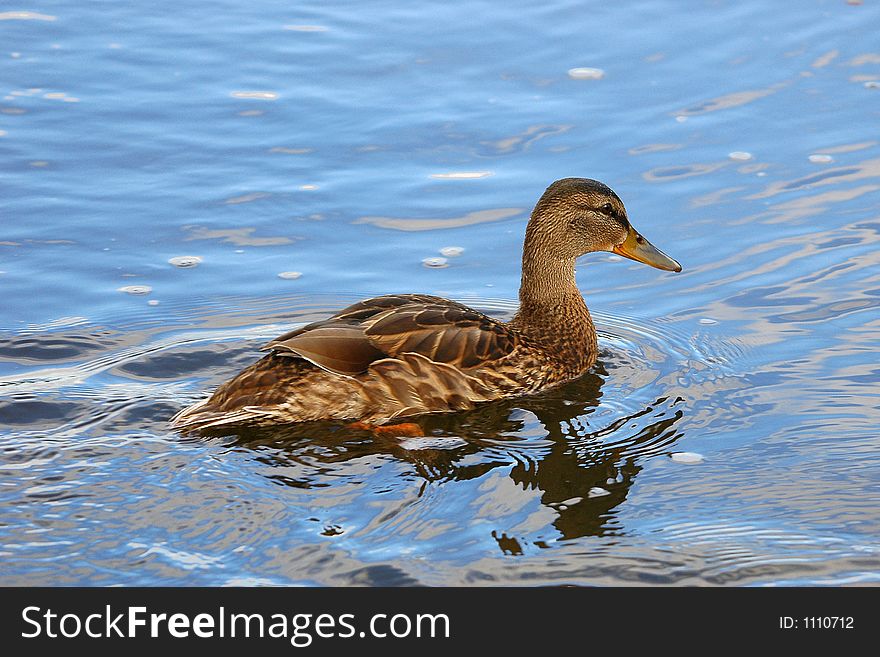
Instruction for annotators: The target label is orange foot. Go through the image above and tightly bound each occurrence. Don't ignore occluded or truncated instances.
[348,421,423,437]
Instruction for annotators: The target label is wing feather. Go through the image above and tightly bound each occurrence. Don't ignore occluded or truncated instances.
[364,304,517,368]
[262,324,385,375]
[261,295,518,376]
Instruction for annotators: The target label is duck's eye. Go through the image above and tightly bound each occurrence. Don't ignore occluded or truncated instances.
[601,203,615,216]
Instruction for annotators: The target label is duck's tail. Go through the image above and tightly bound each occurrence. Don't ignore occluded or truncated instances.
[168,398,280,433]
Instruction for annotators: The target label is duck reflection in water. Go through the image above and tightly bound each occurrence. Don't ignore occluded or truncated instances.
[212,360,686,545]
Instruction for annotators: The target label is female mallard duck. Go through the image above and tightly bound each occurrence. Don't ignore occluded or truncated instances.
[170,178,681,432]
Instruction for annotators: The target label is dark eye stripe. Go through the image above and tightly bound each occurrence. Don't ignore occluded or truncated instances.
[599,203,629,223]
[598,202,629,228]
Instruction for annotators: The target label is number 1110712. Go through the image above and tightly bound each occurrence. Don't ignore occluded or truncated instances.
[779,617,854,630]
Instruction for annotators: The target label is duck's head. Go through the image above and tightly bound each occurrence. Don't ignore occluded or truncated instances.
[526,177,682,272]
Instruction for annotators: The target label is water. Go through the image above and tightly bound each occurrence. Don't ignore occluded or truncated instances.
[1,0,879,586]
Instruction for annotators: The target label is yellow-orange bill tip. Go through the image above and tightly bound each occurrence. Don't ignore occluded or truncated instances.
[612,228,682,272]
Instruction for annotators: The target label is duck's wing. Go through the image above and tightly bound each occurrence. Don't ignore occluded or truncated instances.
[261,295,519,376]
[362,303,519,368]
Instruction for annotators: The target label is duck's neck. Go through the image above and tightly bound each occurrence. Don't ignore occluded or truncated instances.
[510,244,597,372]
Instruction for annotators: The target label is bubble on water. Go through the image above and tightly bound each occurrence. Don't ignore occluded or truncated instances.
[230,91,278,100]
[168,255,202,268]
[10,52,21,59]
[430,171,492,179]
[864,81,880,89]
[439,246,464,257]
[234,249,244,253]
[675,115,688,123]
[298,184,318,190]
[0,11,57,21]
[607,254,623,262]
[422,256,448,268]
[588,487,611,498]
[147,300,159,306]
[808,153,833,163]
[671,451,704,464]
[278,271,302,280]
[117,285,152,295]
[398,436,467,451]
[728,151,753,161]
[568,67,605,80]
[699,317,718,325]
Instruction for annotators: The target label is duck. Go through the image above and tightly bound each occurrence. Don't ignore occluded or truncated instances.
[170,178,681,433]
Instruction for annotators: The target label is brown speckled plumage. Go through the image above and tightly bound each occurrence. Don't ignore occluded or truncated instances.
[170,178,681,432]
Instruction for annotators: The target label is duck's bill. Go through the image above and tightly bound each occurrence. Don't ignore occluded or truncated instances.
[612,228,682,272]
